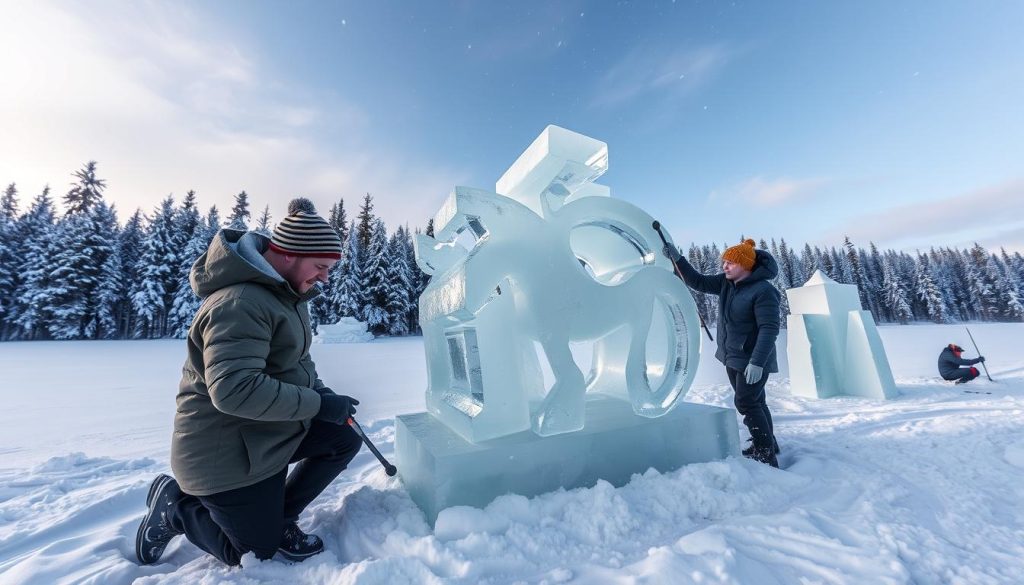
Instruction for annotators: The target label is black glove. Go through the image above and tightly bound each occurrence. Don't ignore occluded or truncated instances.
[315,394,359,424]
[315,386,337,397]
[662,244,682,262]
[977,356,986,363]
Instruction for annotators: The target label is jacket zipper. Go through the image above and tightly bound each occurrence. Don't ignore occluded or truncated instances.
[295,301,312,386]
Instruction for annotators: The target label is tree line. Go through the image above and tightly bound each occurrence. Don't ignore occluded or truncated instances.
[1,162,1021,341]
[681,237,1024,327]
[0,162,428,341]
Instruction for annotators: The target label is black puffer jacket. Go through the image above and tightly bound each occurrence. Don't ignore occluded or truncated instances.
[674,250,782,373]
[937,346,982,379]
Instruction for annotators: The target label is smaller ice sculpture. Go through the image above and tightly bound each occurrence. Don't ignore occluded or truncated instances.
[786,270,896,399]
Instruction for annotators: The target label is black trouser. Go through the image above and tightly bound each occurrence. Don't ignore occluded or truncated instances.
[943,367,979,384]
[726,367,775,449]
[168,420,362,566]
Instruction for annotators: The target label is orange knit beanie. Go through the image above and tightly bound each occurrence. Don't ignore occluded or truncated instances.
[722,239,757,271]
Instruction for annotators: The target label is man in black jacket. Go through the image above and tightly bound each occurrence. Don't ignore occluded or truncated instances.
[664,238,781,467]
[937,344,985,384]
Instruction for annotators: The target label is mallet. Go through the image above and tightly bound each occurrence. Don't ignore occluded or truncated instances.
[347,417,398,476]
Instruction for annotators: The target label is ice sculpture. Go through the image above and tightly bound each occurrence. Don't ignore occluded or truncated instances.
[414,125,701,442]
[397,125,740,524]
[786,270,897,399]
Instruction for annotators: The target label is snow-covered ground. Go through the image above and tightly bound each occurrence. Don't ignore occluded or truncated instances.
[1,323,1023,584]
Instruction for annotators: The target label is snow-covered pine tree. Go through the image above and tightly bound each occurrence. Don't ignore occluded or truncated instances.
[207,205,222,232]
[785,240,806,288]
[12,187,57,339]
[0,183,16,220]
[842,236,870,311]
[46,165,117,339]
[62,161,106,216]
[857,248,881,321]
[163,190,202,334]
[384,226,414,336]
[830,247,848,283]
[687,244,713,327]
[0,183,19,337]
[174,191,201,250]
[704,243,722,325]
[944,248,973,321]
[328,198,348,244]
[131,196,178,338]
[360,218,391,334]
[228,191,251,230]
[1001,248,1024,320]
[84,201,121,339]
[357,193,375,251]
[308,198,351,328]
[115,210,146,337]
[769,239,790,326]
[336,221,364,319]
[927,248,958,323]
[255,205,272,235]
[402,225,421,333]
[987,254,1024,321]
[800,243,817,282]
[881,253,913,324]
[819,247,836,281]
[966,243,998,320]
[168,204,221,337]
[914,254,949,323]
[777,239,796,290]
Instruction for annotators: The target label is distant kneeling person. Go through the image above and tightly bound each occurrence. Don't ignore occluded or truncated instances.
[135,199,362,566]
[937,343,985,384]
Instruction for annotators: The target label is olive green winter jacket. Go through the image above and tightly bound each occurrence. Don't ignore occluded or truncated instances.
[170,229,325,496]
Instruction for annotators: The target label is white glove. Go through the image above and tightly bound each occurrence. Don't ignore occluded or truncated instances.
[744,363,764,385]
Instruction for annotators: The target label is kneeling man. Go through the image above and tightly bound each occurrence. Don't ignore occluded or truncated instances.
[136,199,361,566]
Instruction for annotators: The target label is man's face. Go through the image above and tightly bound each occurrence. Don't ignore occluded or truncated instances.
[281,256,338,294]
[722,260,751,282]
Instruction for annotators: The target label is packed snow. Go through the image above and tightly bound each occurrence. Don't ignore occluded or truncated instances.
[313,318,375,344]
[1,323,1023,584]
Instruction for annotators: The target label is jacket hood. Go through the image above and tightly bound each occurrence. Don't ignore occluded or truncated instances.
[743,249,779,284]
[191,229,310,300]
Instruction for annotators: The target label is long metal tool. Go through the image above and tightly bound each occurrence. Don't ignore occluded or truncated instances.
[965,326,993,381]
[652,220,714,342]
[347,417,398,476]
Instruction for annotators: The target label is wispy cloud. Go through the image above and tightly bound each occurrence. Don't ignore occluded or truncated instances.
[0,1,463,227]
[710,176,831,207]
[591,43,735,108]
[828,178,1024,250]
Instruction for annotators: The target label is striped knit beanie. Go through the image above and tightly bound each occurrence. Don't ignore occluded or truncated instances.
[722,238,757,271]
[269,198,343,259]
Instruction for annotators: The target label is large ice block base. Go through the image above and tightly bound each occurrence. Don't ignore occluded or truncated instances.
[396,396,740,524]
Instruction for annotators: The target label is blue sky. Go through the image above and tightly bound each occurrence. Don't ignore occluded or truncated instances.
[2,0,1022,252]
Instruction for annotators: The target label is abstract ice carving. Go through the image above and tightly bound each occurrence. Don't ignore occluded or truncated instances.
[786,270,897,399]
[414,126,702,442]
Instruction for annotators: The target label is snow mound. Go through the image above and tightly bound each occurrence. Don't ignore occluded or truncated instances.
[313,317,374,344]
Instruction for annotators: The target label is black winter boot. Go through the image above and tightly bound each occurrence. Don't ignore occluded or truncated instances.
[746,445,779,468]
[277,522,324,562]
[136,474,184,564]
[742,436,780,457]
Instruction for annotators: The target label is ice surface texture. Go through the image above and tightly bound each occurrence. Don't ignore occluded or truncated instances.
[396,396,740,525]
[414,125,702,442]
[786,270,897,399]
